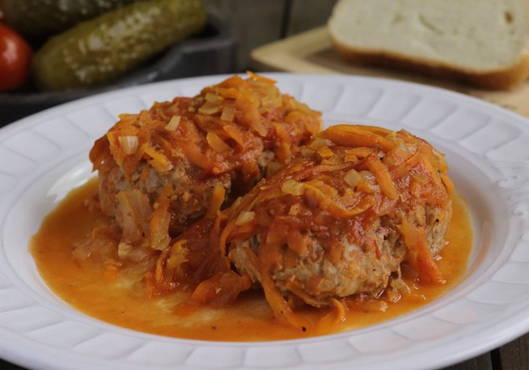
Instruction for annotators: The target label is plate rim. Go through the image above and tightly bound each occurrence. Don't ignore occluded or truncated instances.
[1,73,529,370]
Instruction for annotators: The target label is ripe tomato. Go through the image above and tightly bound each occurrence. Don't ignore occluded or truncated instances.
[0,23,32,91]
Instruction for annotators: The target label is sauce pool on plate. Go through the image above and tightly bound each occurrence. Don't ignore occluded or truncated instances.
[31,178,473,341]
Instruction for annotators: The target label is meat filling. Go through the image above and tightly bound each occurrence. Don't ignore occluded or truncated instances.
[156,125,454,327]
[88,74,321,252]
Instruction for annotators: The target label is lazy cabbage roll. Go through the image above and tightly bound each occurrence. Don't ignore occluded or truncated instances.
[88,74,321,253]
[156,124,454,327]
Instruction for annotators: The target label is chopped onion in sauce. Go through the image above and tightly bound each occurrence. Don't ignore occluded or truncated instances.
[281,179,304,196]
[221,104,235,121]
[205,92,223,103]
[235,211,255,225]
[118,242,133,259]
[344,169,361,187]
[118,136,139,155]
[199,102,221,115]
[165,115,181,131]
[207,132,231,152]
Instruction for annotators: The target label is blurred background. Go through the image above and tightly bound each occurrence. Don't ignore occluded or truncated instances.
[0,0,335,125]
[206,0,335,69]
[3,0,527,126]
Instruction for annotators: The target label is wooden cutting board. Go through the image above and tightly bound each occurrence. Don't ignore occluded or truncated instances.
[251,27,529,118]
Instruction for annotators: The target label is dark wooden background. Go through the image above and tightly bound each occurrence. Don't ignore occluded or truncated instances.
[2,0,528,369]
[205,0,338,70]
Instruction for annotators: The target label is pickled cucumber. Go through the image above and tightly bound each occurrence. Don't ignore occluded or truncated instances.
[32,0,207,90]
[2,0,140,38]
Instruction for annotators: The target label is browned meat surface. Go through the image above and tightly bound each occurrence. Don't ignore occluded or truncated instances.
[224,126,453,318]
[156,125,454,328]
[89,74,321,252]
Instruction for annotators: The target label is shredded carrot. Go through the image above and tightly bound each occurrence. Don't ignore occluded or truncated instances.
[149,184,172,251]
[166,240,188,276]
[399,218,445,284]
[260,270,311,330]
[246,71,276,84]
[303,182,375,217]
[357,125,393,136]
[415,232,445,285]
[154,249,169,283]
[344,147,375,158]
[365,154,398,200]
[143,145,173,173]
[314,298,348,335]
[191,271,252,306]
[222,123,246,148]
[331,298,347,323]
[322,125,395,151]
[206,184,226,219]
[391,145,424,178]
[440,173,455,195]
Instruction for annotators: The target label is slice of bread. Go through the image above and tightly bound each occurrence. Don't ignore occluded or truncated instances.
[328,0,529,89]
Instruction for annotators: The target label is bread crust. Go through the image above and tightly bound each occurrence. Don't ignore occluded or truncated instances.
[327,12,529,90]
[330,32,529,90]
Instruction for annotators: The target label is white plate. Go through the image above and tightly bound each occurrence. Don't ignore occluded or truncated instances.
[0,73,528,370]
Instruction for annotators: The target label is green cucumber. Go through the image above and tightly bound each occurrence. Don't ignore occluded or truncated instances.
[32,0,206,90]
[2,0,140,37]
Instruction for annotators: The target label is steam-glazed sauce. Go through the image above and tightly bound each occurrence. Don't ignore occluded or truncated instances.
[31,179,473,341]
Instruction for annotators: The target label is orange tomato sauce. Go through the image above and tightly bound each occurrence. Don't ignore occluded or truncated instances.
[31,178,473,341]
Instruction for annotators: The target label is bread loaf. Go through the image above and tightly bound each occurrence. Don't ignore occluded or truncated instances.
[328,0,529,89]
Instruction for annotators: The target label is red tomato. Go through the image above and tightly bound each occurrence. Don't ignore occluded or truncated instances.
[0,23,32,92]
